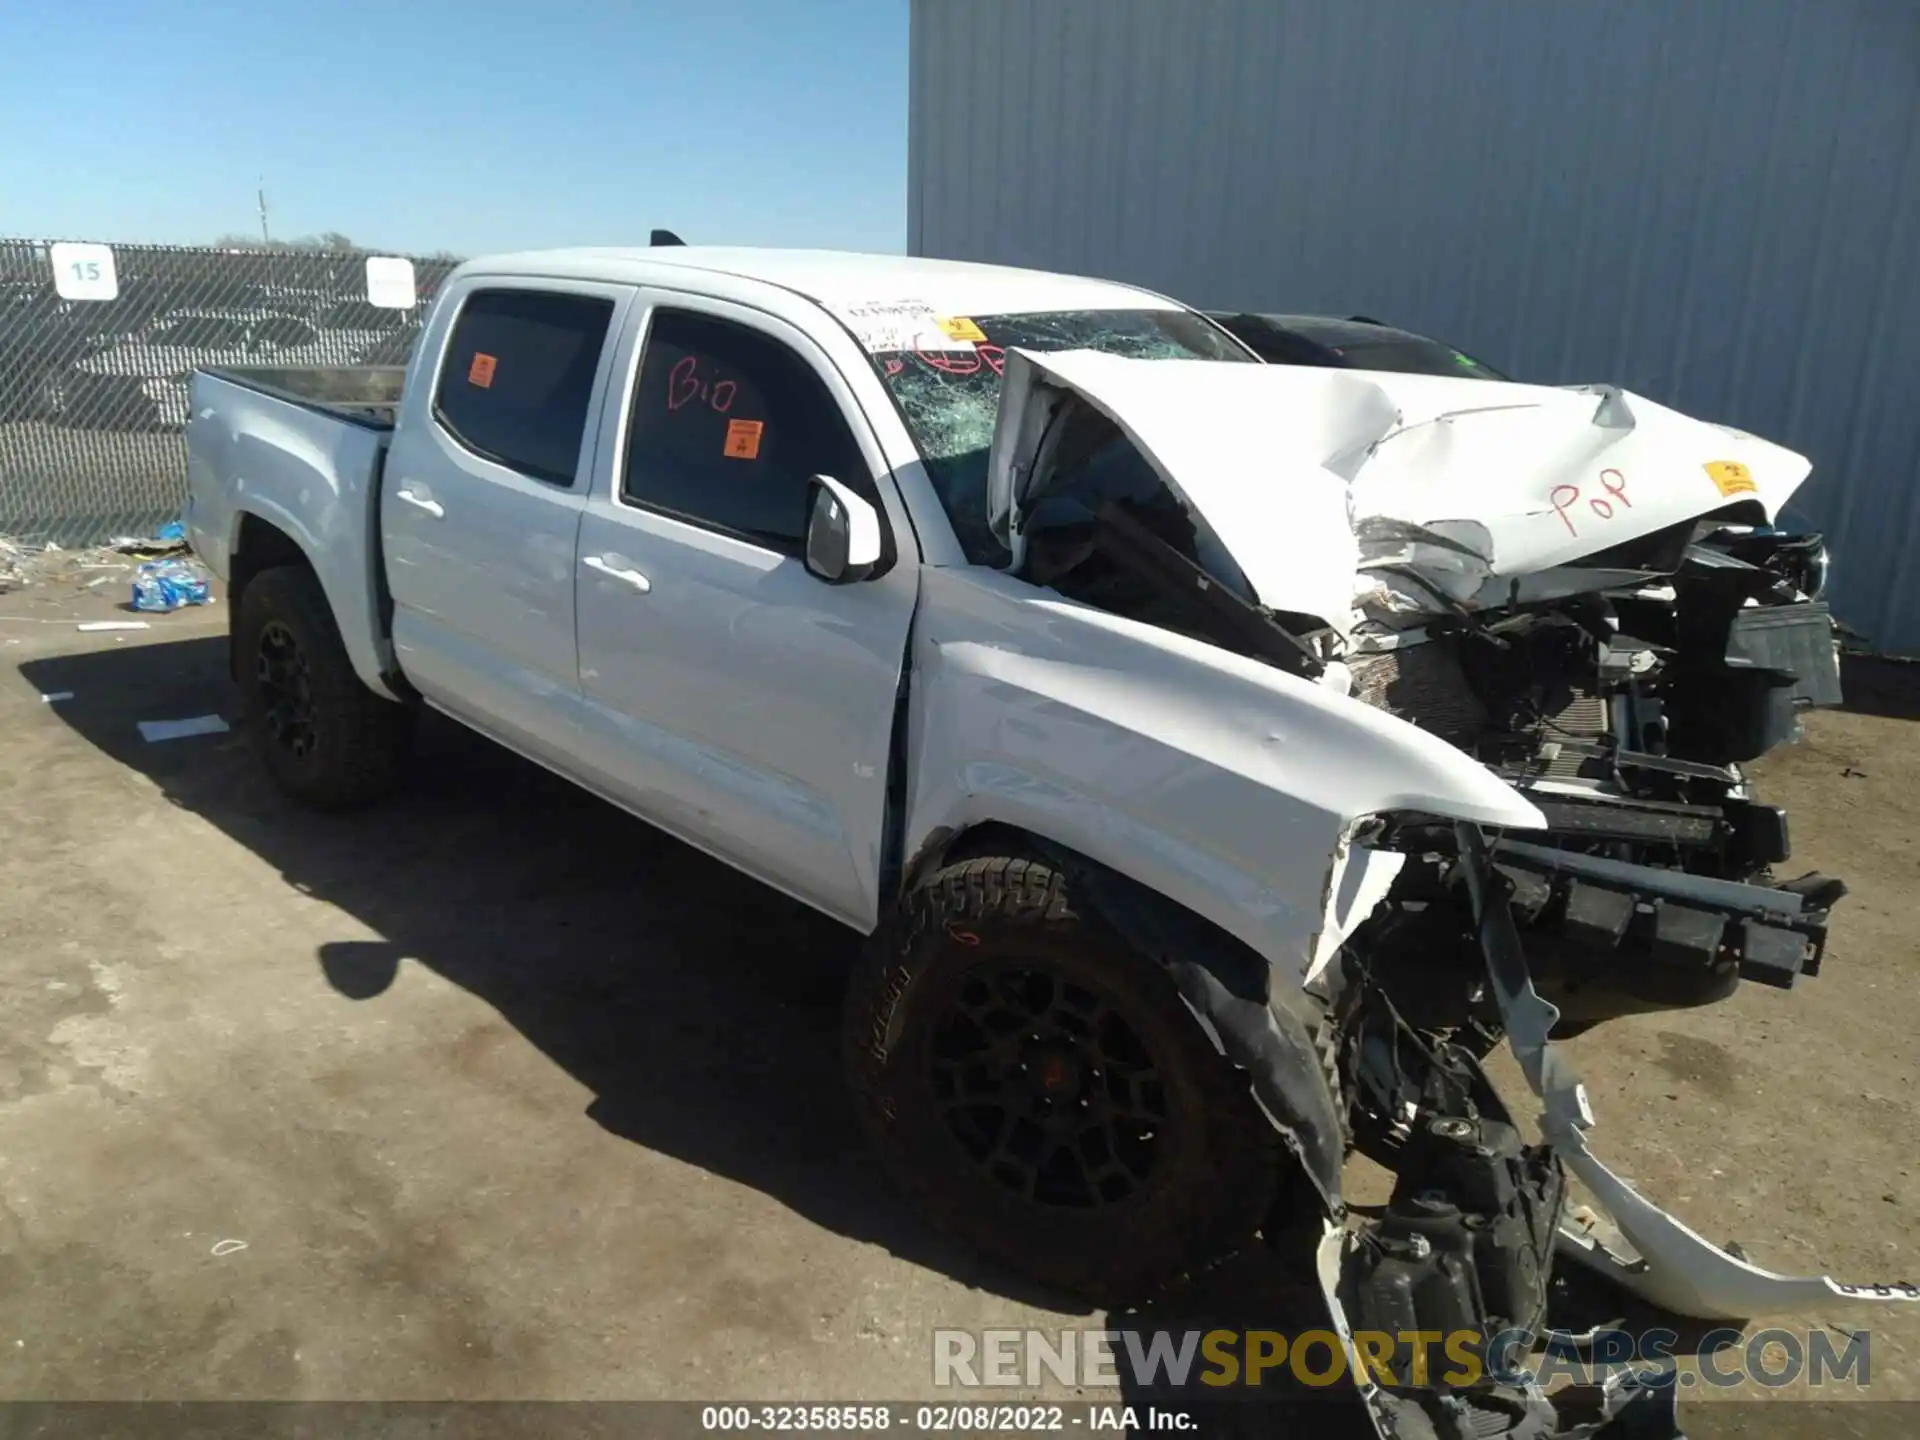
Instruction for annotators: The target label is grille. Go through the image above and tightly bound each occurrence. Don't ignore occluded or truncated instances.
[1542,685,1610,778]
[1348,640,1487,748]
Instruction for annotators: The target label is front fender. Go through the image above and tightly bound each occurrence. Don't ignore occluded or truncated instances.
[903,568,1542,981]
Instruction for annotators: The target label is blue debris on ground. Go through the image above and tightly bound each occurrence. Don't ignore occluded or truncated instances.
[131,556,212,612]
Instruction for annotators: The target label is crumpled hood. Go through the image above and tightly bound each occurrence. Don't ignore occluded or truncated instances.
[988,348,1813,632]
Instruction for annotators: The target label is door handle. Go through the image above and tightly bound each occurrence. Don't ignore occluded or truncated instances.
[583,554,652,593]
[395,487,444,519]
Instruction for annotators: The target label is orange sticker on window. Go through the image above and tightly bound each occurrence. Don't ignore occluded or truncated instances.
[468,352,497,388]
[723,418,764,460]
[1705,460,1756,497]
[936,315,987,342]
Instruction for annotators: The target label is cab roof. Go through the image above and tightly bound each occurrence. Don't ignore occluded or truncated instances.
[459,246,1183,321]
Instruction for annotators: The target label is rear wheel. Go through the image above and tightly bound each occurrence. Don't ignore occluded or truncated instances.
[235,565,412,809]
[844,852,1283,1303]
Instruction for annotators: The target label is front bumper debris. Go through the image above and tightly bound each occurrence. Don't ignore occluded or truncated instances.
[1490,837,1830,990]
[1315,828,1914,1439]
[1316,1221,1687,1440]
[1457,824,1919,1321]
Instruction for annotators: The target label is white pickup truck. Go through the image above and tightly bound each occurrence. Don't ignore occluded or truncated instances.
[185,246,1913,1439]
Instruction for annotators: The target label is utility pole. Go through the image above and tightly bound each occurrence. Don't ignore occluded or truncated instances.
[257,178,271,245]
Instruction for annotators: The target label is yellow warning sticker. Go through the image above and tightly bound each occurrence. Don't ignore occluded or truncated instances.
[1704,460,1757,497]
[723,418,764,460]
[936,315,988,343]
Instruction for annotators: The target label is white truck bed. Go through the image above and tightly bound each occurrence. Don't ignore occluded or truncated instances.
[184,365,407,699]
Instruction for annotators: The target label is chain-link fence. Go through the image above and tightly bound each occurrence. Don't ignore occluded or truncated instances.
[0,239,460,547]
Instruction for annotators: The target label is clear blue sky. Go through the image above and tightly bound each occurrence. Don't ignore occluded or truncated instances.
[0,0,909,256]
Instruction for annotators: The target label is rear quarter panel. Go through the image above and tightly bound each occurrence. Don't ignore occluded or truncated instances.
[185,369,397,697]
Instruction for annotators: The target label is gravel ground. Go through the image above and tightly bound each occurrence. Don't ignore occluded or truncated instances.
[0,572,1914,1438]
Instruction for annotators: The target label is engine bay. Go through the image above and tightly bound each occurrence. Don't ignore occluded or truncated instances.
[996,367,1903,1438]
[1349,521,1844,1014]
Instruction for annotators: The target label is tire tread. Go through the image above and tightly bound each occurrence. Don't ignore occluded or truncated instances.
[845,849,1283,1303]
[236,565,411,810]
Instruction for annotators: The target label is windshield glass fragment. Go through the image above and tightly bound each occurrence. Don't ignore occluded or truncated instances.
[869,309,1249,564]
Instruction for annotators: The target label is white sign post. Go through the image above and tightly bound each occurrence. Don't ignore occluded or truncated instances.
[49,242,119,301]
[365,255,418,309]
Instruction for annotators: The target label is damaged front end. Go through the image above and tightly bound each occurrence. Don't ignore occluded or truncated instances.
[983,350,1914,1437]
[1306,811,1909,1440]
[1310,820,1916,1440]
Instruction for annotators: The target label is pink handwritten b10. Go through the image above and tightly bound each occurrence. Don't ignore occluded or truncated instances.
[666,354,737,414]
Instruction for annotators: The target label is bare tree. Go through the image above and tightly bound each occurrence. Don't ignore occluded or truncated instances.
[211,232,361,252]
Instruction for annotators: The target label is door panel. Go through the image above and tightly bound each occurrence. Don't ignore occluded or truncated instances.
[384,281,630,761]
[573,296,918,931]
[386,459,585,753]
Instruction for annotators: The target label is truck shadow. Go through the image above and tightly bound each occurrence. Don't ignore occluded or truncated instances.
[22,633,1070,1311]
[23,634,1737,1405]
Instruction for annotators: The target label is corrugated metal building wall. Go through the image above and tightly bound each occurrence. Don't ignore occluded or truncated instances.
[908,0,1920,652]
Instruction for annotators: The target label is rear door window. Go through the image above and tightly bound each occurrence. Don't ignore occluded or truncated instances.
[433,288,615,487]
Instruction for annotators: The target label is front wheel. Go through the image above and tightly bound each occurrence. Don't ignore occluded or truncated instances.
[844,852,1284,1303]
[235,565,413,810]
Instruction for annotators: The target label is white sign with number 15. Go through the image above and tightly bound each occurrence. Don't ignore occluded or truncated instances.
[50,242,119,301]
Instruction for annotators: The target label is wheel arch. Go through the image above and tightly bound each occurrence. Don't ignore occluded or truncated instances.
[904,820,1346,1216]
[224,506,404,702]
[227,511,313,683]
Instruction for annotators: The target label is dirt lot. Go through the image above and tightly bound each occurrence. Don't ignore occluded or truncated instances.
[1,574,1915,1436]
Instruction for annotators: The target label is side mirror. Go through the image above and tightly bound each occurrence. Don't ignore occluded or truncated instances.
[804,475,885,584]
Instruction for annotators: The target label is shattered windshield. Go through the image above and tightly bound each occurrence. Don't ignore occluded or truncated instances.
[870,309,1249,565]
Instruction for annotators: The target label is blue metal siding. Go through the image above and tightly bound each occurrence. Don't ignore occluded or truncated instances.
[909,0,1920,652]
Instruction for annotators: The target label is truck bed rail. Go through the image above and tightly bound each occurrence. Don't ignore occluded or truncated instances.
[199,365,406,429]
